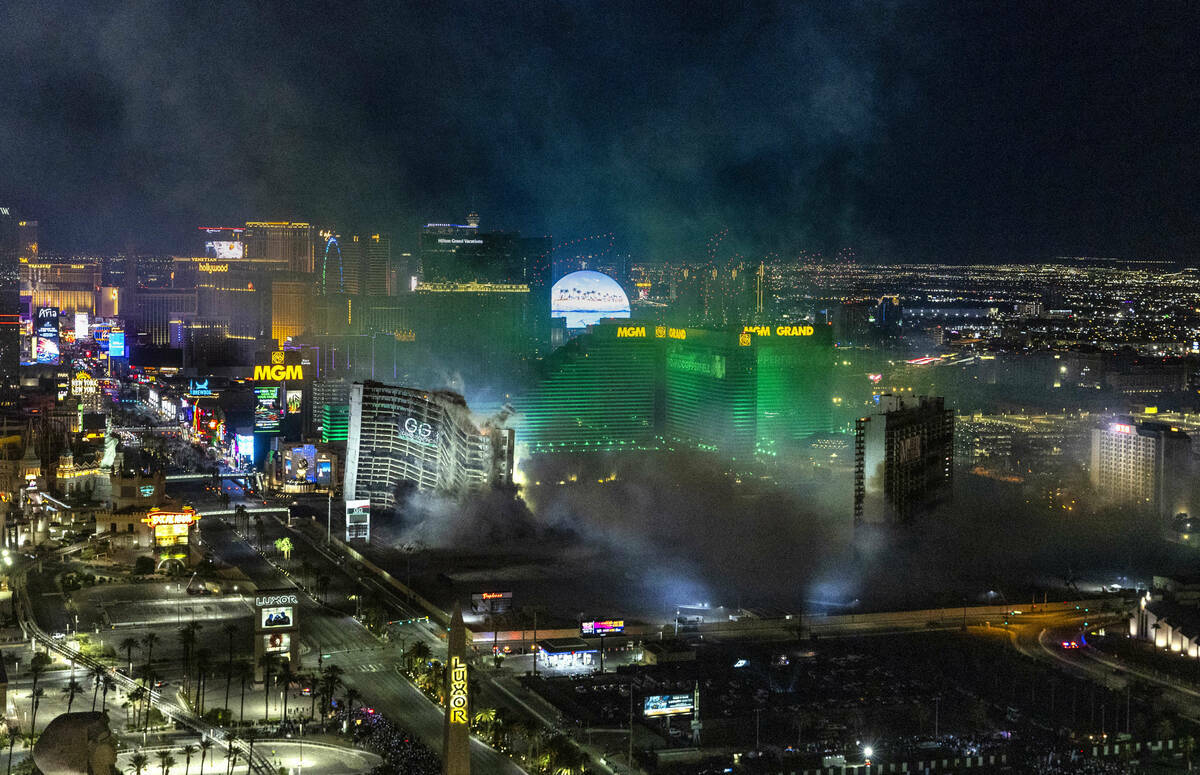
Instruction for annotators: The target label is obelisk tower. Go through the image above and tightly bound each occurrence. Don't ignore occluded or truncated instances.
[443,601,471,775]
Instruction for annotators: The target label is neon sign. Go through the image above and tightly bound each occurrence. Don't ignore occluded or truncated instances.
[616,326,646,338]
[448,656,468,724]
[743,324,815,337]
[141,508,199,527]
[581,619,625,636]
[253,364,304,381]
[1111,423,1133,435]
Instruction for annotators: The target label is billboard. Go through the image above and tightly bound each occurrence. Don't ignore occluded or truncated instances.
[35,307,59,364]
[581,619,625,636]
[74,311,89,341]
[346,499,370,541]
[643,694,694,718]
[263,632,291,654]
[235,433,255,464]
[253,386,282,432]
[316,459,332,485]
[261,606,295,629]
[287,444,317,482]
[286,389,303,415]
[108,330,125,357]
[471,591,513,615]
[205,240,245,259]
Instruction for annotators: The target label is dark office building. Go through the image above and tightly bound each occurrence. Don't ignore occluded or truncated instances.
[420,216,552,289]
[854,394,954,525]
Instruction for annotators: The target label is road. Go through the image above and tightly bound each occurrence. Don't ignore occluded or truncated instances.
[1005,608,1200,724]
[199,514,526,774]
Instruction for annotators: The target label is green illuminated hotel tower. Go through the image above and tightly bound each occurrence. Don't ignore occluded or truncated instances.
[515,322,832,459]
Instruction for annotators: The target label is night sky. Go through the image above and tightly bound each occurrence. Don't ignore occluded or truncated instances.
[1,1,1198,261]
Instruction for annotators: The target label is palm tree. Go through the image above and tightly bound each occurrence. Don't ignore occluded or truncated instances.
[198,738,213,775]
[128,686,147,729]
[61,678,83,713]
[316,574,330,605]
[101,676,116,712]
[343,687,360,721]
[120,636,140,672]
[406,641,432,673]
[223,740,237,775]
[222,622,237,714]
[179,623,200,697]
[155,749,176,775]
[180,743,197,775]
[130,750,149,775]
[253,515,264,551]
[235,661,253,726]
[90,663,107,710]
[142,632,160,679]
[244,730,256,775]
[233,504,247,536]
[195,648,212,714]
[472,706,498,742]
[258,653,279,722]
[276,660,296,721]
[6,723,19,775]
[319,664,343,718]
[29,687,44,739]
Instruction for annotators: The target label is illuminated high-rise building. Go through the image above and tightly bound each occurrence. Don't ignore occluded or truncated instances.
[364,233,391,295]
[664,325,832,459]
[0,208,21,405]
[1090,418,1190,520]
[516,322,835,458]
[243,222,314,273]
[271,279,312,346]
[515,323,662,455]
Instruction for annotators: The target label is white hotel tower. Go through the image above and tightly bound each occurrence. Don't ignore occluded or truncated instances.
[343,381,514,509]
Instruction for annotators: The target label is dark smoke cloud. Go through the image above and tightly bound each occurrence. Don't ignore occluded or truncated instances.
[382,449,1186,619]
[3,1,1199,260]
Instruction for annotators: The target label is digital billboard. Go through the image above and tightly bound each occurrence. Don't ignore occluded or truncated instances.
[235,433,255,464]
[643,694,694,718]
[287,444,317,482]
[551,270,630,329]
[108,330,125,357]
[316,459,332,485]
[205,240,245,259]
[581,619,625,636]
[286,389,303,415]
[471,591,513,615]
[261,606,295,629]
[35,307,59,364]
[345,499,370,541]
[263,632,291,654]
[74,311,89,341]
[253,386,282,433]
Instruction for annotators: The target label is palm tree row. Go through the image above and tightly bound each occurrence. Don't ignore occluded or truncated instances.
[126,738,218,775]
